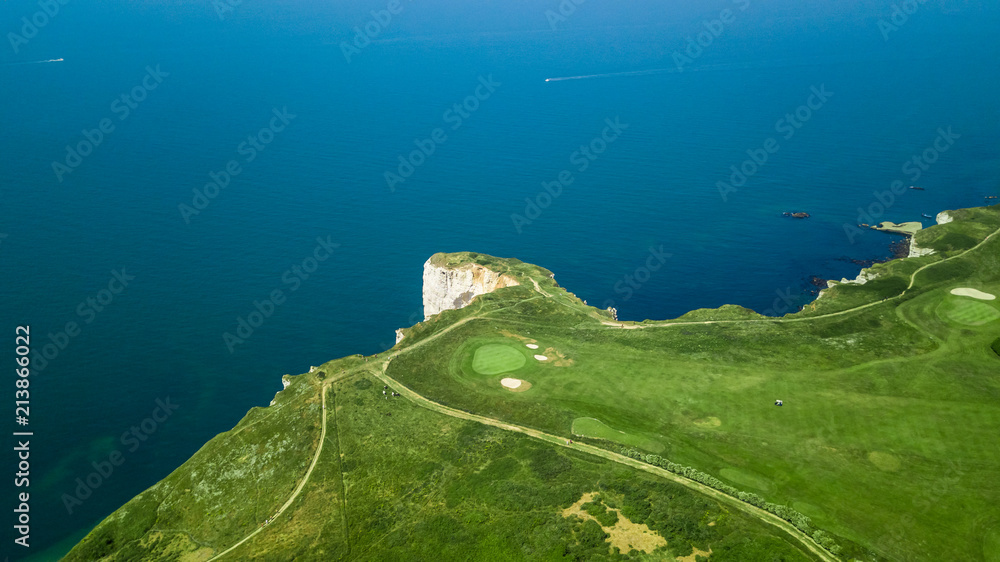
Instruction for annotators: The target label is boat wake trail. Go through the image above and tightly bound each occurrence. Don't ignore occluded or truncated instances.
[543,58,850,83]
[544,68,676,82]
[1,58,64,66]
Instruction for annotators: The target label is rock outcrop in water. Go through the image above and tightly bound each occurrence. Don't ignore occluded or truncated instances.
[422,257,520,320]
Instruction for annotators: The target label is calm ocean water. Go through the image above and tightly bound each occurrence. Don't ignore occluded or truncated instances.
[1,1,999,558]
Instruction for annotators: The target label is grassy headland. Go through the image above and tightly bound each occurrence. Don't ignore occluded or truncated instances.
[68,204,1000,561]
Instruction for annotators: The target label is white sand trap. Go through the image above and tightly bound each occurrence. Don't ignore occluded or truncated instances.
[525,343,539,349]
[501,378,522,389]
[534,354,549,361]
[951,288,996,301]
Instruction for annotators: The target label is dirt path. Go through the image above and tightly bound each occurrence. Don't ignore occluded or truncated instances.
[208,382,331,561]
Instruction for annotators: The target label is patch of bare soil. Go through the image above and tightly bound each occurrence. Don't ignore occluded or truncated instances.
[543,346,575,367]
[676,545,713,562]
[562,492,667,555]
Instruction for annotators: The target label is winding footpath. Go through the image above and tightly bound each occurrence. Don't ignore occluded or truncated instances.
[208,383,331,561]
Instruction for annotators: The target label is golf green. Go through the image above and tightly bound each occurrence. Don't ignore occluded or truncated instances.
[571,417,664,453]
[472,344,526,375]
[937,298,1000,326]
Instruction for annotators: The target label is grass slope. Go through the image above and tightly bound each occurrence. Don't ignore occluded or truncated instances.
[68,368,821,561]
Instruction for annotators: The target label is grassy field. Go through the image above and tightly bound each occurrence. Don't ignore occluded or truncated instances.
[69,204,1000,561]
[67,367,824,561]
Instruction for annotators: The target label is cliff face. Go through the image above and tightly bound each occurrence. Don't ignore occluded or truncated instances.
[422,259,520,320]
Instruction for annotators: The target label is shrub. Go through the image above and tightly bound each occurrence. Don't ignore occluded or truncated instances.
[583,501,606,518]
[618,447,841,552]
[577,519,608,548]
[596,509,619,527]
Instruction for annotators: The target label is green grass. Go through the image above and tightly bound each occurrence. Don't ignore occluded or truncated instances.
[472,343,528,375]
[718,468,774,493]
[571,417,664,453]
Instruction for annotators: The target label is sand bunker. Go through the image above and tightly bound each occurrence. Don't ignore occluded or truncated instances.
[526,343,539,349]
[534,354,549,361]
[500,378,531,392]
[951,288,996,301]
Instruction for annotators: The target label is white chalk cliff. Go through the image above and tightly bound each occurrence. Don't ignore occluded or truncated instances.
[422,258,520,320]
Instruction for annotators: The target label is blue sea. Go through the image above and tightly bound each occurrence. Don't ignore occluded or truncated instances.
[2,0,999,558]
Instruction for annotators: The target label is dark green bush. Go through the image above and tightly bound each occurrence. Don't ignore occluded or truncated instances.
[583,501,606,517]
[596,509,619,527]
[577,519,608,548]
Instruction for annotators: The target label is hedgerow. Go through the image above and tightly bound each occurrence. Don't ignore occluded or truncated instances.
[619,447,841,556]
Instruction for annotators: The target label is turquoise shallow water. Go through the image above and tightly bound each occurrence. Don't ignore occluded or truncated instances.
[1,1,999,557]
